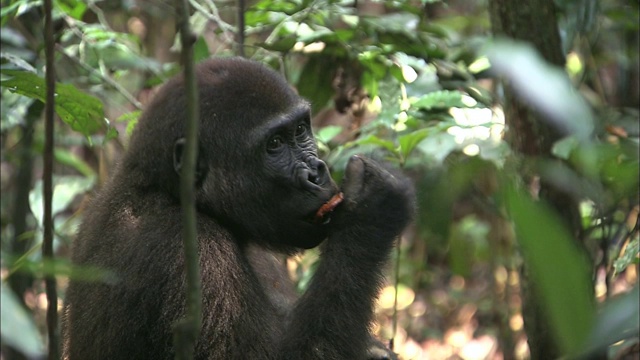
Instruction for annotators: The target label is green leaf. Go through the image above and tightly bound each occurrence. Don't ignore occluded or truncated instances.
[0,52,36,72]
[1,0,40,26]
[54,148,96,178]
[504,184,596,354]
[315,125,343,144]
[296,56,335,114]
[55,0,87,20]
[117,110,142,136]
[1,283,45,358]
[586,286,640,353]
[1,70,106,138]
[398,128,431,160]
[411,90,466,110]
[259,36,298,52]
[351,134,398,155]
[613,238,640,275]
[552,136,580,160]
[193,36,210,63]
[298,28,336,44]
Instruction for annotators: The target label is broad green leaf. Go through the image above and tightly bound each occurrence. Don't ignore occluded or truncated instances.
[411,90,466,110]
[55,0,87,20]
[505,184,595,354]
[1,70,106,138]
[1,283,45,358]
[259,36,298,52]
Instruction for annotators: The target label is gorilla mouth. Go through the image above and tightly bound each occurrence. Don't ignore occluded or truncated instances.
[309,192,345,225]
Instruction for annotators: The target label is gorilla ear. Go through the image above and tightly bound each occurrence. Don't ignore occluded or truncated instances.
[173,137,207,185]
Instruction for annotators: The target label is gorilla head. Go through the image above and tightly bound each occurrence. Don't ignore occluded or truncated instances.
[125,58,338,250]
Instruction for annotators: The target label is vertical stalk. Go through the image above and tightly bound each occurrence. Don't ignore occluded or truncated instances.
[173,0,202,358]
[237,0,245,57]
[43,0,59,358]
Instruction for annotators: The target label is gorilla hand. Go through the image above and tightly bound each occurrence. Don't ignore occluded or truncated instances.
[280,155,413,359]
[330,155,415,254]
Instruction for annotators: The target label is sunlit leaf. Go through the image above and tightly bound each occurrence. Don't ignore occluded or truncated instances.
[1,69,106,138]
[552,136,580,160]
[411,90,467,110]
[55,0,87,20]
[1,283,45,358]
[259,36,298,52]
[117,110,142,136]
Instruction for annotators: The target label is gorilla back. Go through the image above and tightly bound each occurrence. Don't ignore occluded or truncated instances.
[63,57,414,360]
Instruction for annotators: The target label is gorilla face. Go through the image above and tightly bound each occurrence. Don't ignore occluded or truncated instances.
[170,58,339,250]
[256,103,338,248]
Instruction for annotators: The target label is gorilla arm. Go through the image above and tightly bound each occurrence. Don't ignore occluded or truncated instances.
[277,156,414,360]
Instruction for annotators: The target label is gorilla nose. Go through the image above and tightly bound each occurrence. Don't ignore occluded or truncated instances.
[308,160,329,185]
[308,172,320,184]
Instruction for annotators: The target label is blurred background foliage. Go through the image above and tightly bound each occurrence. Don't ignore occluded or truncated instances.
[1,0,638,359]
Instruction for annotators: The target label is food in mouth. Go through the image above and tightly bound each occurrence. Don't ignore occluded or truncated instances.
[314,192,344,224]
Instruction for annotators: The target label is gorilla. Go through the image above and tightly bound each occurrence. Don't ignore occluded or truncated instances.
[62,57,414,360]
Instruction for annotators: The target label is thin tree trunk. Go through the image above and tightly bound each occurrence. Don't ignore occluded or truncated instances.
[173,0,202,358]
[488,1,590,358]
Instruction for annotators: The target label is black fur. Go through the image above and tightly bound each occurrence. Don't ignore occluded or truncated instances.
[62,57,414,360]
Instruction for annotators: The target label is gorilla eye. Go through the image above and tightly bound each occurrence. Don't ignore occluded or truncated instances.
[267,135,285,152]
[295,124,308,138]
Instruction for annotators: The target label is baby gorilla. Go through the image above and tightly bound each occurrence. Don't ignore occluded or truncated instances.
[62,57,414,360]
